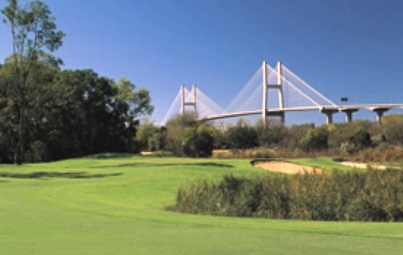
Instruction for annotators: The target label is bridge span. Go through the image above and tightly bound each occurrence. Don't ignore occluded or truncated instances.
[162,60,403,126]
[200,104,403,124]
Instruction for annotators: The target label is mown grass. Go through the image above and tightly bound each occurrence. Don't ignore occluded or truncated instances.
[0,155,402,255]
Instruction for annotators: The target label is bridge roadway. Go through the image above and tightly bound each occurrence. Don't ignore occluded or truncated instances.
[199,104,403,124]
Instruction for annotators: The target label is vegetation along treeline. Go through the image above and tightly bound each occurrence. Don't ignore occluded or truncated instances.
[138,113,403,161]
[0,0,153,163]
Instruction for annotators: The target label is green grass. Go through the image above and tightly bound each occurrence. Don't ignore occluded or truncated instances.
[289,157,357,172]
[290,157,403,172]
[0,155,402,255]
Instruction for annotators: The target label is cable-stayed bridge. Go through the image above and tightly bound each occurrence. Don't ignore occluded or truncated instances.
[161,61,403,126]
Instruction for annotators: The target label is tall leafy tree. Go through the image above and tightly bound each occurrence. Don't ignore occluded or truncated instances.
[114,77,154,125]
[1,0,64,164]
[43,70,154,159]
[0,60,58,162]
[48,70,125,158]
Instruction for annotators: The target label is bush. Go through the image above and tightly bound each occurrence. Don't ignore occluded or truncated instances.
[349,146,403,162]
[172,169,403,221]
[226,122,258,149]
[298,127,328,152]
[382,115,403,145]
[183,125,214,157]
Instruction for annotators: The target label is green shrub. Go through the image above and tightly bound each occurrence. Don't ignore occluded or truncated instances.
[226,123,258,149]
[298,127,328,152]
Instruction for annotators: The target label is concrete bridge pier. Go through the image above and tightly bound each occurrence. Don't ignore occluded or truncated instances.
[279,112,285,124]
[372,108,389,124]
[321,109,338,124]
[341,109,358,123]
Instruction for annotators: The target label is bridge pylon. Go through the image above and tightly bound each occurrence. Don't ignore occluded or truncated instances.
[262,61,285,127]
[181,84,197,118]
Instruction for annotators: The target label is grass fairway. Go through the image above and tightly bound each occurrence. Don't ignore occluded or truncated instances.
[1,155,402,255]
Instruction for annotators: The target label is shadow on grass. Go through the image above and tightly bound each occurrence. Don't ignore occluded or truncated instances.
[86,153,134,159]
[95,162,234,169]
[187,162,234,168]
[0,171,123,180]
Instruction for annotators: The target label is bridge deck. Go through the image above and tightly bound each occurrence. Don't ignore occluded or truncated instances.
[199,104,403,121]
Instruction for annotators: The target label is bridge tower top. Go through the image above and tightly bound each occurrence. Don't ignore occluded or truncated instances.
[181,84,197,118]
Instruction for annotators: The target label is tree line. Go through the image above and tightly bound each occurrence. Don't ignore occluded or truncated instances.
[0,0,153,163]
[138,113,403,160]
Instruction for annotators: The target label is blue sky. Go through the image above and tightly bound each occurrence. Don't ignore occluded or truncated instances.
[1,0,402,125]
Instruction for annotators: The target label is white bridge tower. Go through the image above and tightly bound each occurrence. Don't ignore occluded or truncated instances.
[262,61,285,127]
[181,84,197,118]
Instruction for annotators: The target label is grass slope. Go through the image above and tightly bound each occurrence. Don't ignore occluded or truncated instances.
[0,155,402,255]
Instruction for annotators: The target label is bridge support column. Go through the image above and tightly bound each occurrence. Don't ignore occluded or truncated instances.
[262,61,268,127]
[280,112,285,124]
[277,61,285,124]
[181,84,185,115]
[321,109,338,124]
[341,109,358,123]
[192,84,197,118]
[372,108,388,124]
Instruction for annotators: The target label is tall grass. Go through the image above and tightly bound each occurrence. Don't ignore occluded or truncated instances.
[212,146,403,162]
[173,169,403,221]
[350,146,403,162]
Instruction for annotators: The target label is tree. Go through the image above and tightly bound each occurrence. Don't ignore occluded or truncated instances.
[348,129,372,151]
[163,114,215,157]
[1,64,154,162]
[0,59,57,162]
[298,126,328,152]
[165,113,197,156]
[226,120,258,149]
[47,70,149,158]
[182,124,214,157]
[136,119,160,151]
[114,77,154,124]
[255,119,287,148]
[1,0,64,164]
[209,124,229,149]
[147,128,166,151]
[282,123,314,150]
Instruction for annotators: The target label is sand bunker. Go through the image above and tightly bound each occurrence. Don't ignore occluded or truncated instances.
[339,161,402,170]
[339,161,384,170]
[140,151,154,156]
[255,160,401,174]
[254,161,321,174]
